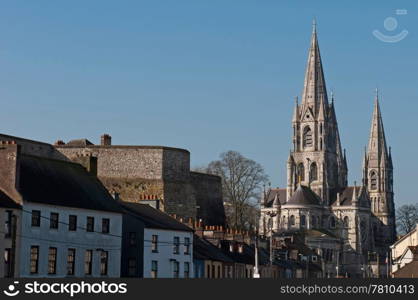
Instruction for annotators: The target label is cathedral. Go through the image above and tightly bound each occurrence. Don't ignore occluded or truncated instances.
[260,23,396,277]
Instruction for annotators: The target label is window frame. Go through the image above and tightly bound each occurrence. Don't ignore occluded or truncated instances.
[69,215,77,231]
[86,216,95,232]
[30,246,39,274]
[31,210,41,227]
[173,236,180,254]
[102,218,110,234]
[48,247,57,275]
[151,260,158,278]
[151,235,158,253]
[50,212,59,229]
[184,237,190,255]
[67,248,76,276]
[84,250,93,275]
[100,251,108,276]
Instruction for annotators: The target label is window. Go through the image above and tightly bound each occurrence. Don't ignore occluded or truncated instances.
[343,216,350,228]
[85,250,93,275]
[4,248,11,277]
[303,126,313,148]
[370,171,377,190]
[100,251,108,275]
[30,246,39,274]
[128,258,137,276]
[173,237,180,254]
[86,217,94,232]
[128,232,137,246]
[69,215,77,231]
[48,247,57,274]
[300,215,306,227]
[151,235,158,252]
[102,218,110,234]
[172,261,180,278]
[329,217,336,229]
[31,210,41,227]
[290,215,295,226]
[184,237,190,255]
[297,163,305,182]
[50,213,59,229]
[311,216,316,227]
[310,162,318,182]
[184,262,190,278]
[67,249,76,275]
[5,210,12,238]
[151,260,158,278]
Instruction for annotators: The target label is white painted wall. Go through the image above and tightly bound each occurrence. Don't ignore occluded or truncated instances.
[18,202,122,278]
[143,228,193,278]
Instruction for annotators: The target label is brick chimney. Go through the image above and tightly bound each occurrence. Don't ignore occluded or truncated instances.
[101,134,112,146]
[0,141,23,204]
[54,140,65,146]
[73,154,98,176]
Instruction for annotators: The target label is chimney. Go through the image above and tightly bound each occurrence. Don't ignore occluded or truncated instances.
[72,155,98,176]
[0,142,23,204]
[101,134,112,146]
[54,140,65,146]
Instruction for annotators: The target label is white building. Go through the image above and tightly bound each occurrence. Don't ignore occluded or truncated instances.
[121,202,194,278]
[0,142,123,278]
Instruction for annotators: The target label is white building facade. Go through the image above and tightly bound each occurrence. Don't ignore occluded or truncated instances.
[143,228,193,278]
[17,202,122,278]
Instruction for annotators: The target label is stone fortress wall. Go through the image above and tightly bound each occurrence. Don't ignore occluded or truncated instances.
[0,133,226,226]
[55,134,225,226]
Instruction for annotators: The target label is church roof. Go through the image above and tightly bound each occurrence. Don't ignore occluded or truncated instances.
[264,188,287,207]
[330,186,370,208]
[286,185,321,206]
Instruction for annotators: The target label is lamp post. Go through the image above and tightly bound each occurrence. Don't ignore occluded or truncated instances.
[266,211,277,277]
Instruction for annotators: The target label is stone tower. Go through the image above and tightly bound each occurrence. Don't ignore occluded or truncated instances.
[287,22,347,204]
[363,91,396,250]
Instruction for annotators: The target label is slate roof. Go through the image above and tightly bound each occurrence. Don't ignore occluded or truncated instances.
[65,139,94,147]
[18,154,121,213]
[264,188,287,208]
[193,235,234,263]
[121,202,193,232]
[286,185,321,206]
[330,186,370,208]
[0,190,21,209]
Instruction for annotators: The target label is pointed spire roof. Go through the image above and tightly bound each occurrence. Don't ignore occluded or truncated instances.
[292,96,299,122]
[301,20,328,115]
[367,89,389,166]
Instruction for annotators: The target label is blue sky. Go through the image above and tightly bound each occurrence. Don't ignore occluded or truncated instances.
[0,1,416,205]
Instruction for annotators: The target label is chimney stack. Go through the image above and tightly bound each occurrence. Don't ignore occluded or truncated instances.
[101,134,112,146]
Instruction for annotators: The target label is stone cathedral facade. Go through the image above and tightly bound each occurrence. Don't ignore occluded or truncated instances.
[260,25,396,277]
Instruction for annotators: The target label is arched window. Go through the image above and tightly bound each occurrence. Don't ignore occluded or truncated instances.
[310,162,318,182]
[329,216,336,229]
[303,126,313,148]
[290,215,295,226]
[343,216,349,228]
[320,138,323,150]
[370,171,377,190]
[282,216,286,228]
[297,163,305,182]
[300,215,306,227]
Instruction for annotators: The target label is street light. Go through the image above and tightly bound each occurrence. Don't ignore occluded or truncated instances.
[265,211,277,277]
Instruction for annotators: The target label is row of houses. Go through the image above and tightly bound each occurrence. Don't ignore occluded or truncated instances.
[0,138,318,279]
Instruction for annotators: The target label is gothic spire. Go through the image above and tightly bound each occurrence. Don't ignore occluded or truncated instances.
[292,96,299,122]
[301,20,328,115]
[367,89,389,165]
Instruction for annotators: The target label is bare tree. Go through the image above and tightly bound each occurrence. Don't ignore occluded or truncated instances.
[396,204,418,235]
[206,151,268,230]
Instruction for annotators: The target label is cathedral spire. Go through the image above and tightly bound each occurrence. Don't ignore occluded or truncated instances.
[292,96,299,122]
[367,89,389,164]
[301,21,328,115]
